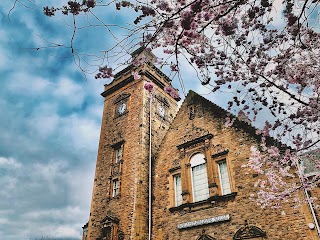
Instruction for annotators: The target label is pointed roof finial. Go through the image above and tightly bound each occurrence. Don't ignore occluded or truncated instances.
[131,45,156,65]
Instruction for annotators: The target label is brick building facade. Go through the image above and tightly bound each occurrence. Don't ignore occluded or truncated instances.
[83,49,319,240]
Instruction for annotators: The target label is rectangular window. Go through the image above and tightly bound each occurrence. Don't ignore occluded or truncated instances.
[115,146,123,163]
[112,179,120,197]
[218,160,231,195]
[174,175,182,206]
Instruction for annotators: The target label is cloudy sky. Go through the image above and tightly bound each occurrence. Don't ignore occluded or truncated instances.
[0,1,121,239]
[0,1,212,239]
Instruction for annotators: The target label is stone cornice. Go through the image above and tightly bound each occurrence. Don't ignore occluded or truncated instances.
[101,76,134,97]
[177,134,213,150]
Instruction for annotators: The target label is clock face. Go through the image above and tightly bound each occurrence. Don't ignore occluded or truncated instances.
[117,103,126,115]
[158,105,165,118]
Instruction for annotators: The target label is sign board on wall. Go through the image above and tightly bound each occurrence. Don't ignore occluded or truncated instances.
[177,214,230,230]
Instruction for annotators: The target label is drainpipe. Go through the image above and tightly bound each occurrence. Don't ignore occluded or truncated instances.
[303,188,320,237]
[297,160,320,237]
[148,95,152,240]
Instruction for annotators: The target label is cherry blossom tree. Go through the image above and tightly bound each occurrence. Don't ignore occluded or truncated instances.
[12,0,320,208]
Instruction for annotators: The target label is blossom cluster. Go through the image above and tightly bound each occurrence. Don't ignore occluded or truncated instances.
[95,66,113,79]
[44,0,96,16]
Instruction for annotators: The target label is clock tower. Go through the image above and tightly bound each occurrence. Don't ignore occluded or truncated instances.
[85,48,180,240]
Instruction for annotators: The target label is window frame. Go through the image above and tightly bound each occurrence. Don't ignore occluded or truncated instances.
[173,174,182,206]
[190,153,210,202]
[112,179,120,197]
[211,153,233,196]
[115,145,123,163]
[217,159,231,195]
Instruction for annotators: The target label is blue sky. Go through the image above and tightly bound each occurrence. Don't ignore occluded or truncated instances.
[0,1,275,239]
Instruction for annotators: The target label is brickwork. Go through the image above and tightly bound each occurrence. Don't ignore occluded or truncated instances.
[152,91,318,240]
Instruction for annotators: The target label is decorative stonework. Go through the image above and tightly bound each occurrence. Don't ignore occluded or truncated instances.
[177,133,213,150]
[114,93,131,104]
[169,159,181,172]
[99,213,121,240]
[233,221,266,239]
[211,144,229,158]
[197,230,216,240]
[172,159,180,168]
[208,183,218,196]
[179,148,185,158]
[179,125,211,145]
[111,162,121,177]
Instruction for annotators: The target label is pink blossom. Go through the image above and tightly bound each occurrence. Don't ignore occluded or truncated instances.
[132,71,141,80]
[95,66,113,79]
[164,86,180,99]
[237,110,251,124]
[225,116,235,127]
[144,81,154,93]
[267,146,280,158]
[132,55,146,67]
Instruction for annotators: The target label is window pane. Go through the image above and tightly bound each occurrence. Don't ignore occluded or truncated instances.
[174,175,182,206]
[218,160,231,195]
[116,147,122,163]
[113,179,119,197]
[192,163,209,202]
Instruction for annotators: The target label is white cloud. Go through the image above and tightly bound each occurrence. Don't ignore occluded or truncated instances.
[0,157,21,169]
[53,77,85,107]
[0,176,18,198]
[27,112,59,139]
[7,73,51,94]
[0,218,9,224]
[21,206,85,239]
[61,114,101,151]
[53,225,81,238]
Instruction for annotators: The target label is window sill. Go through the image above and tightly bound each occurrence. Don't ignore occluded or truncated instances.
[169,192,237,213]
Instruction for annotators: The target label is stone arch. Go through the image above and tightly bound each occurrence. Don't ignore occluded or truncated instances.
[197,230,216,240]
[233,222,266,240]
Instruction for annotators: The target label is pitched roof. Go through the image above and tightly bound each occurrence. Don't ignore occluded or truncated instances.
[183,90,286,148]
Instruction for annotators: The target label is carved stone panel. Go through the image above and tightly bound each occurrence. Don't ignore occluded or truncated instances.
[233,221,266,239]
[172,159,180,168]
[211,144,229,158]
[111,162,121,177]
[197,230,216,240]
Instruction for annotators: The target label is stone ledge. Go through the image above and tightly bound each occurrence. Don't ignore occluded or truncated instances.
[169,192,237,213]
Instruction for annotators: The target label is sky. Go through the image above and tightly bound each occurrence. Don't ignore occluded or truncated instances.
[0,1,117,239]
[0,1,211,239]
[0,0,288,239]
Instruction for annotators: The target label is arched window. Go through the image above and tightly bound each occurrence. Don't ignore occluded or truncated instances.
[190,153,209,202]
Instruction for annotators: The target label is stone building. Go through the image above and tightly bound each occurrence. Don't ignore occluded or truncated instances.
[82,48,320,240]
